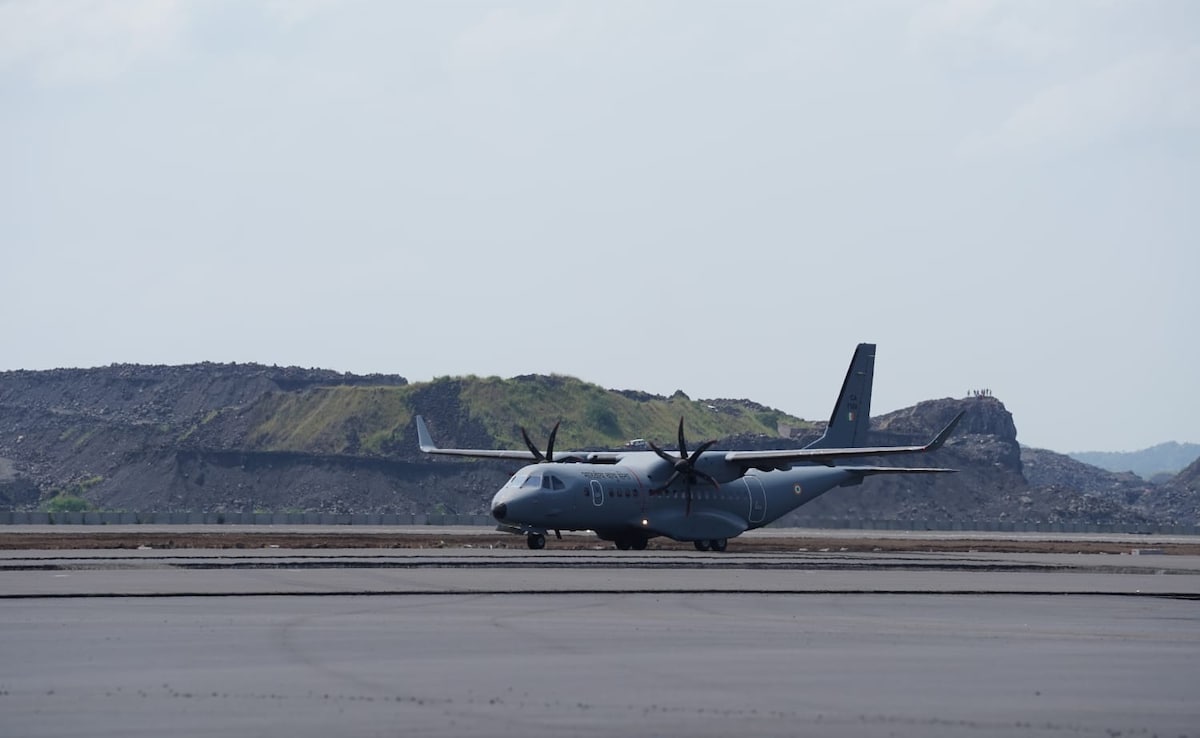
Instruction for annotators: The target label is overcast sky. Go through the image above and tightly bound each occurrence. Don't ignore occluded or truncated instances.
[2,0,1197,453]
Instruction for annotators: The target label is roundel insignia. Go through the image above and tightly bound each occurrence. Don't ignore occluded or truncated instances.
[793,483,803,496]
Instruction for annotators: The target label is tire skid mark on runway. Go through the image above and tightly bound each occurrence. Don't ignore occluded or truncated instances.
[486,594,602,655]
[273,596,469,699]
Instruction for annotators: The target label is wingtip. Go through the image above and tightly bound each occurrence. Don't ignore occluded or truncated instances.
[415,415,438,452]
[926,410,966,451]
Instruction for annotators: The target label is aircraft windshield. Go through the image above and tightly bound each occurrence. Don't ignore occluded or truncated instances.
[503,473,545,489]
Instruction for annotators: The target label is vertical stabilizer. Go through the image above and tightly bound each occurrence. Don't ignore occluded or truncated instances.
[805,343,875,449]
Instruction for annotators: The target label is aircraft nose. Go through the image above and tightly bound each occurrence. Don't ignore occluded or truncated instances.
[492,502,508,521]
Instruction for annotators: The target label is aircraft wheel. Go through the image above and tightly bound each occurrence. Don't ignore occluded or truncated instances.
[631,536,648,551]
[527,533,546,550]
[711,538,728,552]
[693,540,711,552]
[615,537,632,550]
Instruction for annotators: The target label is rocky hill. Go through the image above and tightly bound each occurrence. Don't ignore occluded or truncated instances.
[1151,456,1200,523]
[1070,442,1200,480]
[1,364,1195,524]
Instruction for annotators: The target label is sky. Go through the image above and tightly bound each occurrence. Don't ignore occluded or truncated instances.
[2,0,1197,453]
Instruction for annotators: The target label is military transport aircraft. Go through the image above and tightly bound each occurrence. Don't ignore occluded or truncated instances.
[416,344,963,551]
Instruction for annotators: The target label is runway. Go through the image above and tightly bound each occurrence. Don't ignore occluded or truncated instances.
[2,537,1198,737]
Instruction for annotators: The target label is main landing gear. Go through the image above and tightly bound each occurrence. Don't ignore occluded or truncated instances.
[693,538,728,552]
[613,533,648,551]
[526,533,546,550]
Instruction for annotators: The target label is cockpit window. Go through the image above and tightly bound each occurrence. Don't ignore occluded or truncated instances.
[507,473,566,490]
[521,474,543,489]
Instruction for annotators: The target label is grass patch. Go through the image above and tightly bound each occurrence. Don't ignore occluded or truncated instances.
[237,374,812,455]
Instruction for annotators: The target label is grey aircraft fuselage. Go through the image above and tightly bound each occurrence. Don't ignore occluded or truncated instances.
[416,343,963,551]
[490,460,859,546]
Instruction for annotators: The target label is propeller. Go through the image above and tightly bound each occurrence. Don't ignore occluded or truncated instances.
[520,421,560,462]
[519,422,584,463]
[648,417,719,515]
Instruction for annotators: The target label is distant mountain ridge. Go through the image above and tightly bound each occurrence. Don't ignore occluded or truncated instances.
[1069,442,1200,481]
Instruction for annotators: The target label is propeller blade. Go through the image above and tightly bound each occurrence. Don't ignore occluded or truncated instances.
[648,419,720,509]
[545,421,560,462]
[519,427,545,461]
[695,469,721,489]
[647,440,675,464]
[650,470,681,494]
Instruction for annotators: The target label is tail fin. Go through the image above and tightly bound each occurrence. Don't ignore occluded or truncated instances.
[805,343,875,449]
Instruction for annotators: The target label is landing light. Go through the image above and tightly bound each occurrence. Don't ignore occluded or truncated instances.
[641,519,648,526]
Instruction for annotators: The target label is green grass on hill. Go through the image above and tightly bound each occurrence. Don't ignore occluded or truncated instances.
[241,374,813,455]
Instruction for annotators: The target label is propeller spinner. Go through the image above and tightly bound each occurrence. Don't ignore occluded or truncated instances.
[648,417,720,515]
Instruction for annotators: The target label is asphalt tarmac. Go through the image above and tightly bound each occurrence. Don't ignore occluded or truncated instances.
[2,537,1198,738]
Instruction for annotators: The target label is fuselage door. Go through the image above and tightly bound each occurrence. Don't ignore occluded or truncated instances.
[745,476,767,524]
[589,479,604,507]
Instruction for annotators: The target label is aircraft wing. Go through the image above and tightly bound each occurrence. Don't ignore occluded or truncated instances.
[416,415,623,463]
[417,415,537,460]
[723,411,964,469]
